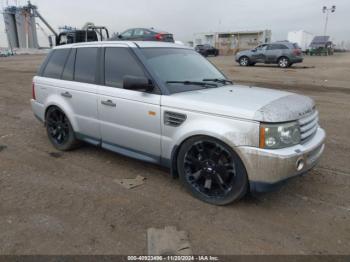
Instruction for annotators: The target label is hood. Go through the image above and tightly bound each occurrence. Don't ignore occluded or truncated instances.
[161,85,315,122]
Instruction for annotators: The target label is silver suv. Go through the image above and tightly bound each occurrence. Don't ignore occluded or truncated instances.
[31,41,325,205]
[235,42,303,68]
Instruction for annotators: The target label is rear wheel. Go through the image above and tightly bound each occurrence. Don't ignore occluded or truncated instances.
[278,57,290,68]
[239,56,250,66]
[45,107,80,151]
[177,136,248,205]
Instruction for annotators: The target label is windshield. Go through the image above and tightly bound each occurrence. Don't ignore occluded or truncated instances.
[140,48,227,93]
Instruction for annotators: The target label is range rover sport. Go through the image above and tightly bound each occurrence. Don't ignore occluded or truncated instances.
[31,41,325,205]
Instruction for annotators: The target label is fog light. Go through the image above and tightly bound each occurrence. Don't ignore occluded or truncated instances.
[296,158,305,172]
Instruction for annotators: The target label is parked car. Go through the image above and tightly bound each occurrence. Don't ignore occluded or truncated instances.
[235,42,303,68]
[31,41,325,205]
[195,44,219,57]
[110,28,174,42]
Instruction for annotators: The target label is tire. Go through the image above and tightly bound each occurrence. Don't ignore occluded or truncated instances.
[239,56,250,66]
[177,136,248,205]
[278,57,290,68]
[45,106,80,151]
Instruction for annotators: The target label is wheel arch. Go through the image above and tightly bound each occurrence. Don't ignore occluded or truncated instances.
[44,99,78,132]
[277,55,290,62]
[170,133,248,180]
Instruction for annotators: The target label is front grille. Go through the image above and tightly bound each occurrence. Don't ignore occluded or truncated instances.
[298,110,319,143]
[164,111,187,127]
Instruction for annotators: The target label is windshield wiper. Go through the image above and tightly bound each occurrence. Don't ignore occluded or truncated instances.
[203,78,233,85]
[166,81,218,87]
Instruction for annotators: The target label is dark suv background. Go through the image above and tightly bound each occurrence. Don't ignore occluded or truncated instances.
[235,42,303,68]
[110,28,174,42]
[195,44,219,57]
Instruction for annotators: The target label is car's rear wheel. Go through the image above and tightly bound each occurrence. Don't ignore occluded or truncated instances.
[46,107,79,151]
[177,136,248,205]
[278,57,290,68]
[239,56,250,66]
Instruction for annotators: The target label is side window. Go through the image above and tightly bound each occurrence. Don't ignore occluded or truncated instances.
[105,47,146,89]
[62,49,76,81]
[256,45,267,51]
[134,29,144,36]
[74,47,98,84]
[280,44,289,49]
[267,44,276,50]
[121,30,133,38]
[42,49,70,79]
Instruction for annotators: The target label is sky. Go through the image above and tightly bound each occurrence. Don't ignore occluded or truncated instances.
[1,0,349,48]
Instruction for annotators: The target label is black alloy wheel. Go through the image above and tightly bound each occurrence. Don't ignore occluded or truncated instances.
[45,107,79,151]
[177,136,248,205]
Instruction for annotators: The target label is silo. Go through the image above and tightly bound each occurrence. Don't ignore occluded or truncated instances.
[3,8,19,48]
[15,9,27,48]
[28,14,39,48]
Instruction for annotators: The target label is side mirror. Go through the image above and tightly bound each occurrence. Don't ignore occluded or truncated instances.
[252,49,257,52]
[118,35,123,39]
[123,75,154,92]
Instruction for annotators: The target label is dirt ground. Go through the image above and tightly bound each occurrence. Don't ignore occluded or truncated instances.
[0,53,349,255]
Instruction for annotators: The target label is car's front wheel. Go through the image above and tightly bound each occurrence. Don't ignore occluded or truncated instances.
[45,106,80,151]
[239,56,250,66]
[278,57,290,68]
[177,136,248,205]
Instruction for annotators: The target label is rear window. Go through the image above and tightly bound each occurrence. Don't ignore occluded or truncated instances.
[74,47,98,84]
[42,49,70,79]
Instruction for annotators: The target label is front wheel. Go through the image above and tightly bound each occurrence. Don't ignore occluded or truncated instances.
[239,56,250,66]
[45,107,80,151]
[177,136,248,205]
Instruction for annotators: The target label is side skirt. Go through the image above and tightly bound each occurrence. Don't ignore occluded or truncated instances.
[75,132,166,166]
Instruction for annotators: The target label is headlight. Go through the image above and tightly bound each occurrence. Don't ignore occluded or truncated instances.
[259,122,301,149]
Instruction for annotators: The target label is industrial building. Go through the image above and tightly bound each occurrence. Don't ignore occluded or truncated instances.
[192,30,272,55]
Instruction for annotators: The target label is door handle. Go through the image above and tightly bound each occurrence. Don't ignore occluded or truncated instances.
[61,91,72,98]
[101,100,116,107]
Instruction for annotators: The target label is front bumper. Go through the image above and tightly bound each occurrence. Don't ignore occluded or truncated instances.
[237,127,326,192]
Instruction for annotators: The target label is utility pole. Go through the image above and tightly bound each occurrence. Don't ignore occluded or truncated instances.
[322,5,336,36]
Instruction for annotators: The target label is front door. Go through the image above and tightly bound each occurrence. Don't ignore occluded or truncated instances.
[252,44,268,62]
[98,47,162,163]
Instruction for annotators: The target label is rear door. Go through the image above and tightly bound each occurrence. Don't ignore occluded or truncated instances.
[98,46,161,162]
[38,47,100,141]
[59,47,100,141]
[265,44,285,63]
